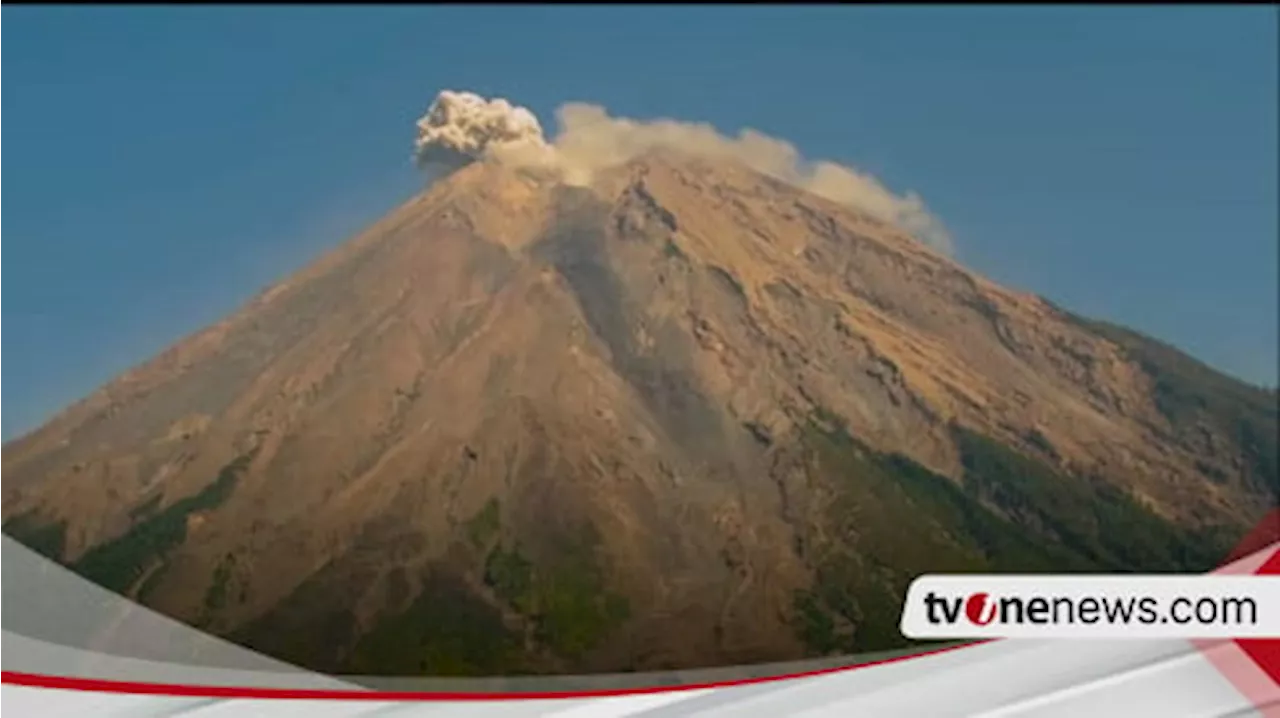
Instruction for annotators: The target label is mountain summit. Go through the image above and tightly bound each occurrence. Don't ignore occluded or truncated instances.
[4,150,1275,675]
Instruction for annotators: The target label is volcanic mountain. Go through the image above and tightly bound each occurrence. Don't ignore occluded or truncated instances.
[4,151,1276,675]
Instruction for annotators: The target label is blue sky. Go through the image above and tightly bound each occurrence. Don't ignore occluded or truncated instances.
[4,6,1277,439]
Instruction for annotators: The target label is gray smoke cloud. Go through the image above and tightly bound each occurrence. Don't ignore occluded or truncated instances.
[413,90,953,254]
[412,90,554,173]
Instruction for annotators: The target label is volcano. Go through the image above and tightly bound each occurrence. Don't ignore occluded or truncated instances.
[3,150,1275,676]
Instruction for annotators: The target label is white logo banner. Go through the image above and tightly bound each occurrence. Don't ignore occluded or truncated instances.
[900,575,1280,639]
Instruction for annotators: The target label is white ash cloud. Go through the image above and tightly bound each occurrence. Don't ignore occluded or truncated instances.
[412,90,554,172]
[413,90,953,253]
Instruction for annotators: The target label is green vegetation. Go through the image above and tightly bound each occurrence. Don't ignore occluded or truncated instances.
[466,498,502,550]
[792,415,978,654]
[344,520,631,676]
[346,573,525,676]
[484,544,534,612]
[193,552,239,629]
[3,511,68,561]
[806,414,1077,573]
[879,451,1095,573]
[532,557,631,658]
[792,590,845,654]
[791,408,1230,655]
[483,526,630,660]
[202,553,237,615]
[954,428,1231,572]
[230,559,365,675]
[72,450,256,595]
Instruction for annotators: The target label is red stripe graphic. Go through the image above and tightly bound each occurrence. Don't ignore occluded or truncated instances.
[1235,546,1280,687]
[1192,510,1280,715]
[1,641,982,701]
[1224,509,1280,566]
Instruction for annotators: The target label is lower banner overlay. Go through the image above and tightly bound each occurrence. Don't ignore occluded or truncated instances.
[3,528,1278,716]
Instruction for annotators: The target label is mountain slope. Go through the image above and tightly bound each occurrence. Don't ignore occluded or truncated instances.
[4,152,1275,675]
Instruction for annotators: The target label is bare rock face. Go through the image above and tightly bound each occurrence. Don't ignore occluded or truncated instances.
[3,153,1275,675]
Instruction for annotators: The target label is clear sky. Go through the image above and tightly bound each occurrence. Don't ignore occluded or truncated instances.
[4,6,1277,439]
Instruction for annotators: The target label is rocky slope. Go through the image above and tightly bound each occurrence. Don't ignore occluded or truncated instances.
[4,151,1275,675]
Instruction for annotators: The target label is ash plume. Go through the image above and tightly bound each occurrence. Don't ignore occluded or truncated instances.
[412,90,554,173]
[412,90,953,253]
